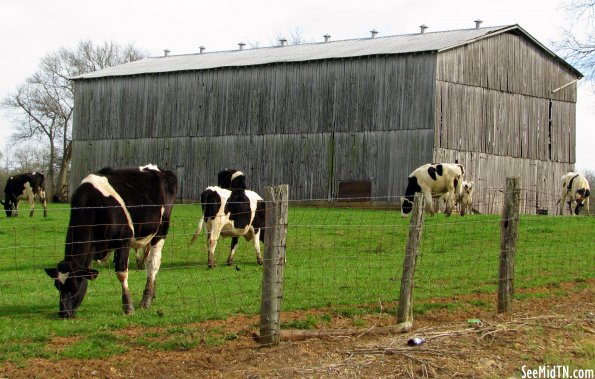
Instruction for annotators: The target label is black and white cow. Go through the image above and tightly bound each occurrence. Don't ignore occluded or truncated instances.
[401,163,465,217]
[190,186,265,268]
[217,169,246,190]
[45,165,177,318]
[2,172,48,217]
[558,172,590,215]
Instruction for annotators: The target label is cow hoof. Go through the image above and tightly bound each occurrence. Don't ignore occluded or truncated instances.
[208,263,216,269]
[257,259,263,266]
[124,305,135,315]
[226,259,234,266]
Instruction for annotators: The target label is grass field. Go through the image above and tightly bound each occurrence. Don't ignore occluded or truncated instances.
[0,202,593,363]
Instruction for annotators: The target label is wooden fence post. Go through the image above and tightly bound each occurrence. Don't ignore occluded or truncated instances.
[397,193,425,325]
[498,177,521,313]
[259,185,289,346]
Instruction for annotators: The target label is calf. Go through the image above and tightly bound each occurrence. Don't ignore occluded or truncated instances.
[1,172,48,217]
[45,165,177,318]
[217,169,246,190]
[190,186,265,268]
[457,180,475,215]
[558,172,590,215]
[401,163,465,217]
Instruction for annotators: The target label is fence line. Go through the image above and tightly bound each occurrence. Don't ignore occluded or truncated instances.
[0,185,592,343]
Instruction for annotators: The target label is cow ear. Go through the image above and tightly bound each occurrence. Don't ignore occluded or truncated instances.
[81,269,99,280]
[45,268,59,279]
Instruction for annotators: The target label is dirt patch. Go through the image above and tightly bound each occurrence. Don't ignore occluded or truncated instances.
[2,281,593,378]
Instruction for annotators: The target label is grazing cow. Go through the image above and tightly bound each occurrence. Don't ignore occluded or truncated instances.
[401,163,465,217]
[1,172,48,217]
[558,172,590,215]
[217,169,246,190]
[190,186,265,268]
[45,165,177,318]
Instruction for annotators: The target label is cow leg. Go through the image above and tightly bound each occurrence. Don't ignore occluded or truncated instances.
[423,192,435,215]
[570,200,577,216]
[14,199,20,217]
[227,237,239,266]
[253,231,263,265]
[40,190,48,217]
[114,248,134,314]
[207,234,219,268]
[28,195,36,217]
[444,192,454,217]
[559,196,566,215]
[141,239,164,308]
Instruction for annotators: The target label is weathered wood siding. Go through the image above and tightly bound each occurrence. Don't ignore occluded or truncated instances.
[433,31,579,213]
[434,82,576,162]
[71,129,433,201]
[74,54,437,140]
[437,32,577,102]
[72,53,437,200]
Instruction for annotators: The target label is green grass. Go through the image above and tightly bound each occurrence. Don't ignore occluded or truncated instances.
[0,203,593,364]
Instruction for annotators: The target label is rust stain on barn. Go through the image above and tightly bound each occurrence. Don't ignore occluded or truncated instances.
[71,24,581,213]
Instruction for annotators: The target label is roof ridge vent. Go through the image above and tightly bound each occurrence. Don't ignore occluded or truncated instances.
[323,34,331,43]
[199,46,206,54]
[279,38,287,47]
[419,24,428,34]
[474,19,483,29]
[238,42,245,50]
[163,49,170,57]
[370,29,378,38]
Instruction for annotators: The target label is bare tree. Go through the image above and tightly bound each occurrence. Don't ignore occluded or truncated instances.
[1,41,147,200]
[248,27,312,49]
[582,168,594,184]
[273,27,312,46]
[554,0,595,82]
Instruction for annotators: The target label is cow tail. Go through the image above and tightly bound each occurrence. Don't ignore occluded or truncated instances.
[189,217,205,246]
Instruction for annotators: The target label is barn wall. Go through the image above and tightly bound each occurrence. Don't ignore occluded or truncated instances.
[433,31,579,213]
[434,81,576,163]
[71,53,437,200]
[436,32,578,102]
[73,53,437,140]
[434,147,573,214]
[70,129,434,201]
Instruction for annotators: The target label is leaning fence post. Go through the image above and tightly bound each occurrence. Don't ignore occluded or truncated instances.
[498,177,521,313]
[259,184,289,346]
[397,193,425,325]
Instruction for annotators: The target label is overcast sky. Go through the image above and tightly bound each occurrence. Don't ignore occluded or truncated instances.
[1,0,593,171]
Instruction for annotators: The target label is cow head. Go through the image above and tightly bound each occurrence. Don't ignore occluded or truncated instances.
[45,261,99,318]
[0,198,17,217]
[401,197,413,217]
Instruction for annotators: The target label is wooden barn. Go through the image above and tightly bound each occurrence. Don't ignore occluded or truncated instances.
[71,23,582,213]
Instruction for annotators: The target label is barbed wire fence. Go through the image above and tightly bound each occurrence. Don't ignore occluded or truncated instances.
[0,178,593,345]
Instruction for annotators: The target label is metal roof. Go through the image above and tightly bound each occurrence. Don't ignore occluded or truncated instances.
[73,25,582,79]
